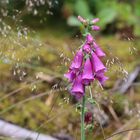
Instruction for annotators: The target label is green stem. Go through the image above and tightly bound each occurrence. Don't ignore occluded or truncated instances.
[81,96,86,140]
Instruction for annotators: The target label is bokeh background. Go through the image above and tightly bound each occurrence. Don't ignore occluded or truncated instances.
[0,0,140,140]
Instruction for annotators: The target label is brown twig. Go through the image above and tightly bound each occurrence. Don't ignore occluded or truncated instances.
[104,128,140,140]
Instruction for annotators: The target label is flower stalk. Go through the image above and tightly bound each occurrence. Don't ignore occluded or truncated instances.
[81,96,86,140]
[64,15,108,140]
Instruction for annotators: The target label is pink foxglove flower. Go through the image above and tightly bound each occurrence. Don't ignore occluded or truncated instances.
[91,18,99,24]
[71,74,85,99]
[82,57,94,85]
[64,16,108,99]
[91,52,106,73]
[64,70,76,82]
[70,49,83,70]
[93,42,106,57]
[86,34,94,44]
[77,15,86,24]
[83,44,92,53]
[92,25,100,31]
[95,71,108,85]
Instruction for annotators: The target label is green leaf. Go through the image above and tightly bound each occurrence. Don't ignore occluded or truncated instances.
[134,23,140,36]
[67,16,81,26]
[85,124,94,131]
[88,98,95,105]
[97,8,117,29]
[134,0,140,16]
[74,0,93,19]
[117,3,132,21]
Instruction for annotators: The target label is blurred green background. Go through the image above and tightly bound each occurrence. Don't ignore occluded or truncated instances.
[0,0,140,140]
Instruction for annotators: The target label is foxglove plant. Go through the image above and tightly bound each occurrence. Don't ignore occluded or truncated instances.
[64,16,108,140]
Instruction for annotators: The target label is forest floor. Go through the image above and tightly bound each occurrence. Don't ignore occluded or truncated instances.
[0,28,140,140]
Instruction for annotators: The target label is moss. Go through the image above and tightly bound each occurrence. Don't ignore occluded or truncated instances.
[0,32,140,140]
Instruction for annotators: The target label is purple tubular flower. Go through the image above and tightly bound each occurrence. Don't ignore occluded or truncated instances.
[95,72,108,85]
[86,34,94,44]
[64,16,108,99]
[91,18,99,24]
[64,70,76,82]
[92,25,100,31]
[71,74,85,99]
[70,49,83,70]
[82,57,94,85]
[83,44,92,53]
[91,52,106,72]
[93,42,106,57]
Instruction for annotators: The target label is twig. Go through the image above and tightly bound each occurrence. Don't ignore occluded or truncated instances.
[94,100,106,139]
[104,128,140,140]
[0,119,57,140]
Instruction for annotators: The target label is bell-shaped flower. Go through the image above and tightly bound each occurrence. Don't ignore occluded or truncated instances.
[91,18,99,24]
[86,34,94,44]
[82,57,94,85]
[70,49,83,70]
[95,71,108,85]
[64,69,76,82]
[83,44,92,53]
[92,25,100,31]
[91,52,106,73]
[71,74,85,99]
[93,42,105,57]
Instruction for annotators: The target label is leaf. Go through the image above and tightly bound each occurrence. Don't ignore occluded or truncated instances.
[134,23,140,36]
[134,0,140,16]
[74,0,93,19]
[97,8,117,29]
[117,3,132,21]
[67,16,81,26]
